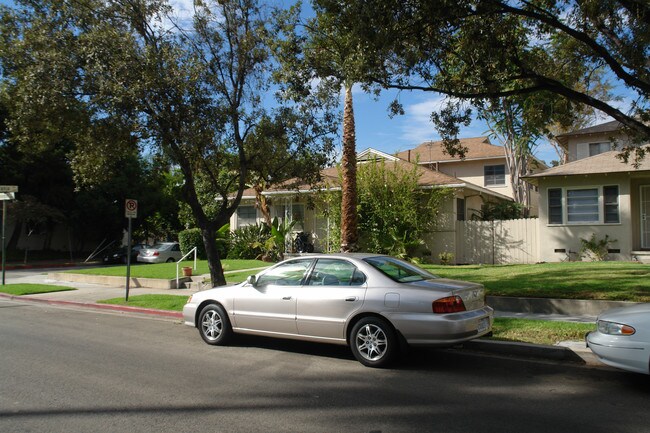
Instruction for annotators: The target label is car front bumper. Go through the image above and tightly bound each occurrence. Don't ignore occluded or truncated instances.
[586,331,649,374]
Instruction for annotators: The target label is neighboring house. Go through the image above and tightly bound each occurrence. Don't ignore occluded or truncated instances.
[525,121,650,262]
[231,144,514,258]
[394,137,548,216]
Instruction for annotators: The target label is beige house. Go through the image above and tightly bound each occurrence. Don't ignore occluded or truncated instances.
[526,121,650,262]
[394,137,548,215]
[231,145,513,257]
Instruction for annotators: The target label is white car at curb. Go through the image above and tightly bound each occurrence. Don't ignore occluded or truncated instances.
[586,303,650,374]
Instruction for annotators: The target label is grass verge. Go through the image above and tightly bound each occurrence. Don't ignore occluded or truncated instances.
[490,317,594,346]
[0,284,77,296]
[422,261,650,302]
[97,294,188,311]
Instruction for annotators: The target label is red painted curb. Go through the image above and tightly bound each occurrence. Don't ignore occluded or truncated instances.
[0,293,183,319]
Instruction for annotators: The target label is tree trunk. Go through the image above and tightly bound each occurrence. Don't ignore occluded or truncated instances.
[340,84,359,252]
[201,225,226,286]
[254,183,273,227]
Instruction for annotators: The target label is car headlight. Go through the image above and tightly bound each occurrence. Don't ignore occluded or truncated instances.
[186,295,193,304]
[598,320,636,336]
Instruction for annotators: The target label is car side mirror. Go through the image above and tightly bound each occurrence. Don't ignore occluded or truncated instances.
[246,275,257,286]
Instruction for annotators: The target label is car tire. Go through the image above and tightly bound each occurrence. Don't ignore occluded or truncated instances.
[198,304,233,346]
[350,317,397,368]
[166,258,175,263]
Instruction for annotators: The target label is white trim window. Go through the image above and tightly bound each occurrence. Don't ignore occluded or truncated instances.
[484,164,506,186]
[589,142,611,157]
[547,185,619,225]
[236,205,257,228]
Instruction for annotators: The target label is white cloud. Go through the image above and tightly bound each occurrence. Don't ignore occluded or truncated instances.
[398,95,490,144]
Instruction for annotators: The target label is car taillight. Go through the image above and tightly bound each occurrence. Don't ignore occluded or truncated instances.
[432,296,466,314]
[153,251,159,256]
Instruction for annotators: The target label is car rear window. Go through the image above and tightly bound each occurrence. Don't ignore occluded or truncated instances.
[364,256,438,283]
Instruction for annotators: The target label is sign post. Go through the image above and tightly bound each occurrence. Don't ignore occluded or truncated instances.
[1,186,18,286]
[124,199,138,301]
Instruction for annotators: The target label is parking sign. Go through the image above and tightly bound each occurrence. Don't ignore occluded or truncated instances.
[125,199,138,218]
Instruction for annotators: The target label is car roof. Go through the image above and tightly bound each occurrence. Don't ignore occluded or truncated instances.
[286,252,385,260]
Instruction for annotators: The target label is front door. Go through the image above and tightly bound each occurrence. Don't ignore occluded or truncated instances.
[642,186,650,249]
[232,258,313,335]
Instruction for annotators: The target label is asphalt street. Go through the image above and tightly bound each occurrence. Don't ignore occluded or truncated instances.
[1,298,649,433]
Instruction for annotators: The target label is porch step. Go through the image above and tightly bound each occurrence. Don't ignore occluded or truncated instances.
[632,251,650,264]
[183,274,212,290]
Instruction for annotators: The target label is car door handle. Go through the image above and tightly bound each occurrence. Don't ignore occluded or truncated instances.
[282,296,292,300]
[345,296,358,302]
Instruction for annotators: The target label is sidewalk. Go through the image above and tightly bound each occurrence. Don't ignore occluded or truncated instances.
[0,264,605,368]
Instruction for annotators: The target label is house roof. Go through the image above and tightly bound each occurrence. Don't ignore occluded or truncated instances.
[554,120,623,146]
[395,137,505,163]
[524,149,650,184]
[237,159,513,201]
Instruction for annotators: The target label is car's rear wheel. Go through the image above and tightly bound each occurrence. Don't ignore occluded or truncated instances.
[166,258,175,263]
[350,317,397,368]
[198,304,233,345]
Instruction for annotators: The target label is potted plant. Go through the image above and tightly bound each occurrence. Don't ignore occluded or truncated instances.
[182,266,193,277]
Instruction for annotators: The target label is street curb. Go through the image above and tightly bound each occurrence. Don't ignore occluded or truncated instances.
[486,296,641,317]
[0,293,183,319]
[465,339,586,363]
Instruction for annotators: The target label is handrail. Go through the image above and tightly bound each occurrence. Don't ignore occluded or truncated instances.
[176,247,198,289]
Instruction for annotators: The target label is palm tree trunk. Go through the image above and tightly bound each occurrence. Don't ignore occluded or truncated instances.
[340,83,358,252]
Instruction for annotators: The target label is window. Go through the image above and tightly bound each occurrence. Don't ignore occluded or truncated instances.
[567,188,599,222]
[237,206,257,228]
[307,259,365,286]
[589,142,611,157]
[548,189,563,224]
[604,185,620,223]
[291,204,305,222]
[457,198,466,221]
[255,259,313,287]
[547,186,620,225]
[484,164,506,186]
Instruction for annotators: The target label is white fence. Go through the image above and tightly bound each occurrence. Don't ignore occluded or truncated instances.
[455,218,539,265]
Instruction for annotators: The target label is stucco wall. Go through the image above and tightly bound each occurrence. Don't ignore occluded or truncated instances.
[437,158,514,199]
[537,173,633,261]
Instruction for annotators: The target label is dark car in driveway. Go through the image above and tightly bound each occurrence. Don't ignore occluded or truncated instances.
[102,244,150,265]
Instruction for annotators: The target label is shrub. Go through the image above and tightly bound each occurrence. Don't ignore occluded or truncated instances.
[438,252,454,265]
[228,223,269,259]
[178,224,230,260]
[178,228,206,259]
[580,233,616,261]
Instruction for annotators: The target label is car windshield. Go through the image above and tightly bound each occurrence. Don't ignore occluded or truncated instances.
[364,256,438,283]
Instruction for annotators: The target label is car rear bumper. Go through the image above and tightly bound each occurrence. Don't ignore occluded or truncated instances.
[387,306,494,347]
[137,256,161,264]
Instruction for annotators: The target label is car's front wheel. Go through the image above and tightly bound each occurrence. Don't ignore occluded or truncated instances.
[198,304,233,345]
[350,317,397,368]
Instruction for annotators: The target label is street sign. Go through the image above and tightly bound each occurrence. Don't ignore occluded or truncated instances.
[0,186,18,193]
[125,199,138,218]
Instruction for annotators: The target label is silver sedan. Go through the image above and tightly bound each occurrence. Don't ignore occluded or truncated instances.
[587,303,650,374]
[183,253,493,367]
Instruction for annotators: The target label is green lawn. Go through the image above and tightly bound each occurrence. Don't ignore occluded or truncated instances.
[0,284,77,296]
[69,259,269,280]
[97,294,188,310]
[492,318,594,346]
[421,261,650,302]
